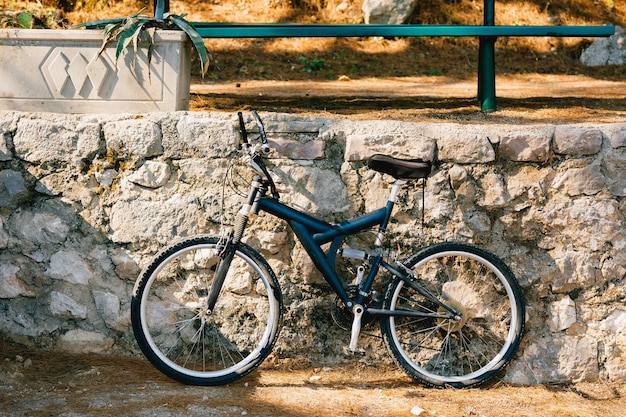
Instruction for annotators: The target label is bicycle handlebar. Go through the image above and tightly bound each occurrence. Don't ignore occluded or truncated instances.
[236,111,279,199]
[251,110,271,154]
[237,111,270,154]
[237,111,248,145]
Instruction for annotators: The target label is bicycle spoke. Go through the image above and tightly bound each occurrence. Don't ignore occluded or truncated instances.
[132,237,282,385]
[381,243,524,387]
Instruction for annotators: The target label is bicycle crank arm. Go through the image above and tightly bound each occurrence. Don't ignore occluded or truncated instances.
[344,304,366,356]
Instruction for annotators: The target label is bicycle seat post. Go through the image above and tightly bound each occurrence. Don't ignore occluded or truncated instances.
[375,180,406,246]
[388,180,406,204]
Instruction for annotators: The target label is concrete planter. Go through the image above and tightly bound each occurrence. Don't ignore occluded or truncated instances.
[0,29,191,113]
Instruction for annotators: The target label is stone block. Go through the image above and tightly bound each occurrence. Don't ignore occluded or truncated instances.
[553,126,603,155]
[499,130,552,162]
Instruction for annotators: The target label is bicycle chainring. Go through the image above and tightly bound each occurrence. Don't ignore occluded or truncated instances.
[331,285,376,331]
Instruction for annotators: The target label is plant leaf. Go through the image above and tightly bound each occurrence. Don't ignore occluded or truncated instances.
[130,20,148,71]
[168,14,210,77]
[94,22,122,68]
[115,19,147,63]
[147,28,156,81]
[78,8,209,80]
[73,17,126,30]
[17,12,33,29]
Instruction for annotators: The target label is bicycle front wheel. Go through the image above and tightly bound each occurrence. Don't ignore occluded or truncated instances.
[380,242,525,388]
[131,236,282,386]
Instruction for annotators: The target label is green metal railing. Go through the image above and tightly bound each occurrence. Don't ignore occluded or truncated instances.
[155,0,615,112]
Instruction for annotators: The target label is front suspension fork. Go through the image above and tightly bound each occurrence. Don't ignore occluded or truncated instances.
[206,178,262,311]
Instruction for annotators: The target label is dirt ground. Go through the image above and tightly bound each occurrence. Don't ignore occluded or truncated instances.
[190,73,626,124]
[1,338,626,417]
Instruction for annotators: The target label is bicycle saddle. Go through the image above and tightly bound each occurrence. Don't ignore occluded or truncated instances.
[367,154,432,180]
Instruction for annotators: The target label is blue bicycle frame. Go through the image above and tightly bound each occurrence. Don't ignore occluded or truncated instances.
[240,174,460,326]
[251,176,407,311]
[207,111,457,323]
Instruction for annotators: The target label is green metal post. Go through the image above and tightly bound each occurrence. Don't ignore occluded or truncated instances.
[153,0,169,20]
[478,0,497,112]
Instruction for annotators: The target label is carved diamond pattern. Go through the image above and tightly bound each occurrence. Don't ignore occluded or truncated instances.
[47,52,71,94]
[86,55,110,95]
[67,52,90,93]
[42,49,112,98]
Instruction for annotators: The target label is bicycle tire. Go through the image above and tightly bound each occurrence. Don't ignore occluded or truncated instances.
[380,242,525,388]
[131,236,283,386]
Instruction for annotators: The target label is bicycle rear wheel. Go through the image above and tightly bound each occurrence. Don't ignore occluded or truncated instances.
[131,236,282,385]
[380,242,525,388]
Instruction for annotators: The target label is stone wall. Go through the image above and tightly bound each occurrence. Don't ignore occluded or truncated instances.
[1,110,626,385]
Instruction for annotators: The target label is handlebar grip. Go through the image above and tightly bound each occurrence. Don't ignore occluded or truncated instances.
[237,111,248,144]
[251,110,268,145]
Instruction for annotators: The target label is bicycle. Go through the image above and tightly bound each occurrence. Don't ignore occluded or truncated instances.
[130,111,525,388]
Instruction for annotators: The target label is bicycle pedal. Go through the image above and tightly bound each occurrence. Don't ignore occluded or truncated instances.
[342,346,366,356]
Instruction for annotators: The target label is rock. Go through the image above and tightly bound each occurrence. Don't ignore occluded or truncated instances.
[596,309,626,333]
[548,296,576,332]
[601,332,626,381]
[11,210,70,247]
[167,114,236,159]
[277,165,350,215]
[0,218,8,249]
[362,0,418,24]
[0,263,34,298]
[109,195,206,243]
[95,169,118,187]
[104,119,163,160]
[438,135,495,164]
[499,129,552,162]
[609,124,626,148]
[268,138,325,160]
[557,336,599,382]
[93,291,128,331]
[511,335,599,383]
[49,291,88,319]
[551,160,605,196]
[581,26,626,66]
[35,172,68,196]
[110,249,140,281]
[553,126,603,155]
[292,245,324,285]
[47,251,93,285]
[256,230,289,254]
[57,329,114,353]
[11,118,100,165]
[549,248,598,293]
[344,134,436,162]
[0,133,11,161]
[477,170,509,208]
[0,169,28,208]
[128,160,171,188]
[410,405,426,416]
[336,1,349,12]
[75,122,102,160]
